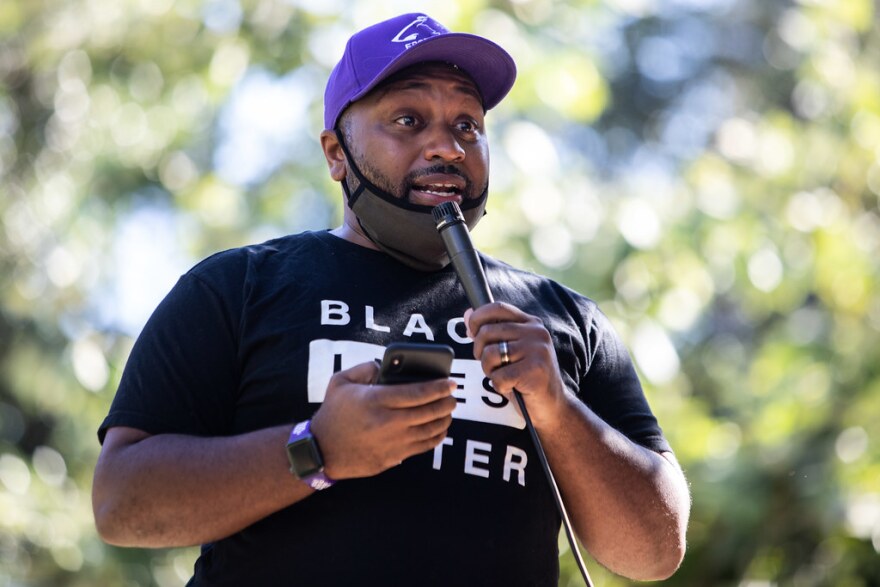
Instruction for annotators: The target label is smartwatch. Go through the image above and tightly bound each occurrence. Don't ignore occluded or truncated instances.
[286,420,335,491]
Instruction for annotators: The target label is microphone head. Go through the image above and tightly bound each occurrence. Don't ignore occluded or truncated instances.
[432,201,464,232]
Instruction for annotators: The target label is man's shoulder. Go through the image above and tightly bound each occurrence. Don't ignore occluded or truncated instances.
[480,253,599,311]
[188,231,331,277]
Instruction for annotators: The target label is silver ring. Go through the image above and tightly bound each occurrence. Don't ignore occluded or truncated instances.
[498,341,511,366]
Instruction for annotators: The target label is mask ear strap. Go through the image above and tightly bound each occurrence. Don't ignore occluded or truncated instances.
[334,129,368,207]
[335,129,381,247]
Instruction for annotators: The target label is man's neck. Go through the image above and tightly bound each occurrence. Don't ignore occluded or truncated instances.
[329,221,380,251]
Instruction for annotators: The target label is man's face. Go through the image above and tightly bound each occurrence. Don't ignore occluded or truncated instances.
[339,63,490,207]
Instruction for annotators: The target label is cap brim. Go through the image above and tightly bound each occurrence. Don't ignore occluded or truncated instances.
[349,33,516,111]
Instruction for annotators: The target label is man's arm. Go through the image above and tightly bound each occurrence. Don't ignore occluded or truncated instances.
[465,304,690,581]
[93,424,306,547]
[535,400,690,580]
[92,361,457,547]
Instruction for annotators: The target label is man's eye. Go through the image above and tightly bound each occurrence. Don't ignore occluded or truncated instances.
[395,115,417,127]
[457,120,479,134]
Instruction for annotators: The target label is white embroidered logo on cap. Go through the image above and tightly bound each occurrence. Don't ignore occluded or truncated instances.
[391,15,443,48]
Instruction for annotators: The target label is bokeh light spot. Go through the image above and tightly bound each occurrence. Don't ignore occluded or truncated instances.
[0,453,31,495]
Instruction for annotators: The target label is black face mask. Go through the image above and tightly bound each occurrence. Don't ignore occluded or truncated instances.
[335,130,487,272]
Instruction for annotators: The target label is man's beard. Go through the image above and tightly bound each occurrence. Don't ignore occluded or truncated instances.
[335,128,489,271]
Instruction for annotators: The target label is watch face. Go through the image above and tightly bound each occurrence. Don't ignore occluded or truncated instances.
[286,438,323,479]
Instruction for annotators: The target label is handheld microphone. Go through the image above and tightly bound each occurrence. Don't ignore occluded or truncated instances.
[432,201,595,587]
[432,202,493,308]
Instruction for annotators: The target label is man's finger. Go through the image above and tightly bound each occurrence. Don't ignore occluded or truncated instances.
[375,379,457,409]
[400,396,458,427]
[465,302,529,335]
[335,360,381,385]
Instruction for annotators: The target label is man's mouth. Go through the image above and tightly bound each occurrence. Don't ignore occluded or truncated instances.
[409,174,467,204]
[412,183,462,197]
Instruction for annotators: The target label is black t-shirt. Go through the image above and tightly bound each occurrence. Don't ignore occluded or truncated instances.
[99,230,671,586]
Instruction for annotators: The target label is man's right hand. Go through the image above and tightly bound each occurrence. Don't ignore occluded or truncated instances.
[309,360,457,480]
[93,360,457,548]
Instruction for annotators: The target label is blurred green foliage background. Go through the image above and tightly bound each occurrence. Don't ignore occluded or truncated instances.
[1,0,878,585]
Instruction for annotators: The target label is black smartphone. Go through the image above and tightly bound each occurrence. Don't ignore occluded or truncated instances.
[376,342,454,384]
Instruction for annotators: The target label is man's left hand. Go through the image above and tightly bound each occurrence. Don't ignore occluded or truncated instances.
[465,302,570,429]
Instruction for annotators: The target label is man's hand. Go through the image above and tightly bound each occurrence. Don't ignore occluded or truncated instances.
[465,302,568,429]
[465,302,690,580]
[310,361,458,480]
[93,361,456,547]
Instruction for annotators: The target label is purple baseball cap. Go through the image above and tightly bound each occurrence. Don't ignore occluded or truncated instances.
[323,13,517,130]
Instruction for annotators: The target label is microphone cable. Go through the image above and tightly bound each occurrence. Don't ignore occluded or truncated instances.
[433,202,595,587]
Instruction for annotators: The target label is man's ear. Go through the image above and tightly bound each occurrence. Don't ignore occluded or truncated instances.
[320,130,347,182]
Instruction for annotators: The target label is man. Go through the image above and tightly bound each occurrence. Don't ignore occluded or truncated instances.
[93,13,689,585]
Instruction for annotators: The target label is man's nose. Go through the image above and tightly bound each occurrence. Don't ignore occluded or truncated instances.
[423,126,466,162]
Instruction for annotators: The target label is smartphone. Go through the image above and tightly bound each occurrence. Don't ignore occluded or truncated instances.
[376,342,454,385]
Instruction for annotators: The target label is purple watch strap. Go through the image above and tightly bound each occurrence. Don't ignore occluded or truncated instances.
[288,420,311,442]
[288,420,335,490]
[305,471,335,491]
